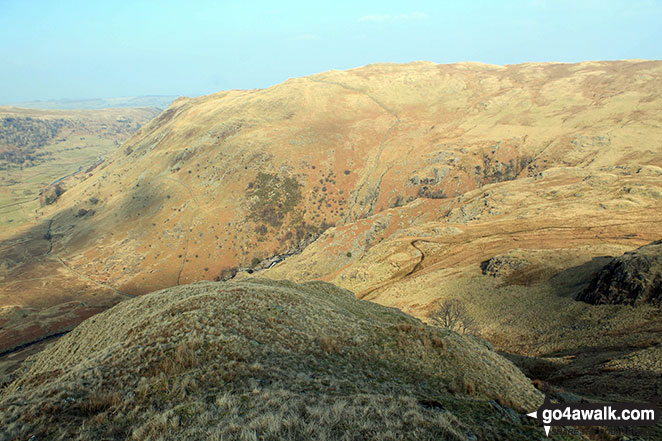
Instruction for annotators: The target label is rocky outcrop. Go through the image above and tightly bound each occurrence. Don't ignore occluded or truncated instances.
[577,241,662,306]
[481,255,529,278]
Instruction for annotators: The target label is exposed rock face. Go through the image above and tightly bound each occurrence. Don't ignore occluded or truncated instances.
[577,241,662,306]
[481,255,529,278]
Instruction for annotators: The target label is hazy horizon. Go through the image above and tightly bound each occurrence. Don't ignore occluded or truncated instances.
[1,0,661,104]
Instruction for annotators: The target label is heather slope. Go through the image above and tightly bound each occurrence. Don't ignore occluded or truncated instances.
[0,279,557,441]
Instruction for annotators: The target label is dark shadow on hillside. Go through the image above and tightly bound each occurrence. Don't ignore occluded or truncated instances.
[0,174,173,359]
[548,256,614,297]
[502,348,662,439]
[501,343,662,404]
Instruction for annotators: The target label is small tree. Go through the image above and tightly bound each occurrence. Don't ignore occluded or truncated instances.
[430,299,476,334]
[39,183,66,206]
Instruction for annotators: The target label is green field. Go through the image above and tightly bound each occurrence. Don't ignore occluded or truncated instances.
[0,135,117,228]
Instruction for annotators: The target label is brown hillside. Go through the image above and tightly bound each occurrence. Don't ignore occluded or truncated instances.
[1,59,661,371]
[259,165,662,403]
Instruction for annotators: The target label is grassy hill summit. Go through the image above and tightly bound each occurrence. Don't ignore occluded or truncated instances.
[0,279,560,440]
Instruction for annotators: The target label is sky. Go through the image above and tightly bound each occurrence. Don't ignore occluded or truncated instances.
[1,0,661,104]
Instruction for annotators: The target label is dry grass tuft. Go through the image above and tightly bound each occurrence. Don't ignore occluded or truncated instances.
[77,391,123,416]
[155,339,202,377]
[317,335,343,354]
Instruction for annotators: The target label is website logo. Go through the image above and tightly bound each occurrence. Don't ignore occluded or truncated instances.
[526,395,659,436]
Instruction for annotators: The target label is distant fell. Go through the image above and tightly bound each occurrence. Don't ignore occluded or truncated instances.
[8,95,179,110]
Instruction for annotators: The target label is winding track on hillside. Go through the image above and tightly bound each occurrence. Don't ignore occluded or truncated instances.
[156,175,205,212]
[176,225,190,286]
[406,240,427,277]
[358,218,661,299]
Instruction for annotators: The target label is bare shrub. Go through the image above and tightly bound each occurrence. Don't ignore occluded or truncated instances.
[430,299,477,334]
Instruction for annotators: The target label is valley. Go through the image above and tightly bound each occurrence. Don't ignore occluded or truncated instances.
[0,106,162,229]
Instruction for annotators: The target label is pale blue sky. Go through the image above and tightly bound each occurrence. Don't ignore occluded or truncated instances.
[1,0,661,103]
